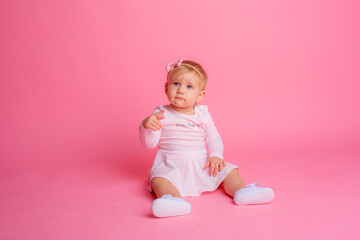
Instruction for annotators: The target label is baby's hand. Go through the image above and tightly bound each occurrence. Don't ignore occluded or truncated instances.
[142,110,165,131]
[204,157,226,177]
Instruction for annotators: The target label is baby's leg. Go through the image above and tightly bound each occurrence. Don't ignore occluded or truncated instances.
[150,177,190,217]
[151,177,182,198]
[222,168,247,197]
[223,169,274,205]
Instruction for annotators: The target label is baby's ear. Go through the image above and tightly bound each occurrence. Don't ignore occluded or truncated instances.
[164,82,168,94]
[196,91,206,103]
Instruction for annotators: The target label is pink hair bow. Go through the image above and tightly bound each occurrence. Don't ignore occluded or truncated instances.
[166,58,183,72]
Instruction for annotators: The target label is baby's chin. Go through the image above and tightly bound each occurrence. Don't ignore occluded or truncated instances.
[171,99,186,105]
[171,104,197,111]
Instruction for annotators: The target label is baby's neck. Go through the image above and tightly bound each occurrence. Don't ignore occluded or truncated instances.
[170,104,195,115]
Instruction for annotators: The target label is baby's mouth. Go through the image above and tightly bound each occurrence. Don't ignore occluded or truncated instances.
[175,97,185,100]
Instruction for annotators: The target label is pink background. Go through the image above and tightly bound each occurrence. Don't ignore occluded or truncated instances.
[1,0,359,239]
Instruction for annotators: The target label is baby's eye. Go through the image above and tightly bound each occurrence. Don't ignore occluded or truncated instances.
[173,82,179,86]
[187,85,193,89]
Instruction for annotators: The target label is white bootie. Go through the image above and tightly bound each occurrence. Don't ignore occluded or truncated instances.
[152,194,191,218]
[234,182,274,205]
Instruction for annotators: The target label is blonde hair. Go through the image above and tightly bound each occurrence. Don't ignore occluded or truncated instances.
[167,60,208,90]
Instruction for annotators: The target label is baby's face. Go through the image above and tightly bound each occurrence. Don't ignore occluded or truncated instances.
[165,71,205,110]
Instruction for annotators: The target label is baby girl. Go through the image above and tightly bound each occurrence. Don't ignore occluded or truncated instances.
[139,58,274,218]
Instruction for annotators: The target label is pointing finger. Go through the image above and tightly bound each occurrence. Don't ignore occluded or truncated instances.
[154,110,165,115]
[154,110,165,119]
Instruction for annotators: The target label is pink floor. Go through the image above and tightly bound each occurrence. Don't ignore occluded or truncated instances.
[1,150,359,240]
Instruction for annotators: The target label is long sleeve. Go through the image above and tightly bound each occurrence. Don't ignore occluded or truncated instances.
[139,107,162,149]
[139,122,161,149]
[205,109,224,159]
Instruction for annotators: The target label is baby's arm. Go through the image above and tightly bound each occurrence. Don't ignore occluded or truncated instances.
[139,110,165,149]
[205,111,224,159]
[204,109,226,176]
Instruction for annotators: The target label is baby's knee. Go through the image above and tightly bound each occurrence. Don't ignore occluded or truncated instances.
[151,177,166,187]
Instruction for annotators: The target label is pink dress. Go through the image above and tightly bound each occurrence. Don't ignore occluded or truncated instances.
[139,104,238,197]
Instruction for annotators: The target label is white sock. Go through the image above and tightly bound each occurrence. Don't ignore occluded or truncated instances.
[152,194,191,218]
[234,182,275,205]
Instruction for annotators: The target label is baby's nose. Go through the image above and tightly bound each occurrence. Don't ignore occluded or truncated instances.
[177,86,184,94]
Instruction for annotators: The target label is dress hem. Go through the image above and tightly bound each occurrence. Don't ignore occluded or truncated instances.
[146,166,239,197]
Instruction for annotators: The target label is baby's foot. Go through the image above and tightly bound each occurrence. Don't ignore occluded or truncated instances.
[152,194,191,218]
[234,182,274,205]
